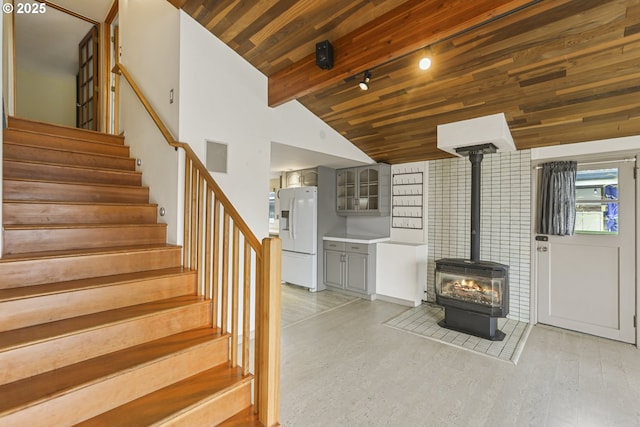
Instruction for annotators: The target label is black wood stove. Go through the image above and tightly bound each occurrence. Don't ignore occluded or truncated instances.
[435,144,509,341]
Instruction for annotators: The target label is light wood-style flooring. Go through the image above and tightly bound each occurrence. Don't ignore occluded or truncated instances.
[281,284,358,328]
[280,292,640,427]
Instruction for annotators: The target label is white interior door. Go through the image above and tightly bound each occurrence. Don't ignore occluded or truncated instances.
[537,160,636,343]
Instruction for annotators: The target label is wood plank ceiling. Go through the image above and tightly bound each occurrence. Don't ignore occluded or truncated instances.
[172,0,640,163]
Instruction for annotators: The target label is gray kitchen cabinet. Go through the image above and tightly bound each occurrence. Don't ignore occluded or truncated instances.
[284,168,318,188]
[324,248,344,288]
[323,240,376,297]
[336,164,390,216]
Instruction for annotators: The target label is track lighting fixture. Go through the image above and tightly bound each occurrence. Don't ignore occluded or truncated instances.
[359,70,372,90]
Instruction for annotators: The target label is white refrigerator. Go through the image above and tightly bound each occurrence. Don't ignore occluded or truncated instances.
[278,186,318,291]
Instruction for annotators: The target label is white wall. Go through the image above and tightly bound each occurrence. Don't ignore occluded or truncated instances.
[178,11,371,240]
[178,11,271,240]
[118,0,181,243]
[15,63,76,126]
[119,0,180,136]
[270,100,372,164]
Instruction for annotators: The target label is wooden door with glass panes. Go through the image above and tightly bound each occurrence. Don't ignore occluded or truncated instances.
[78,26,99,130]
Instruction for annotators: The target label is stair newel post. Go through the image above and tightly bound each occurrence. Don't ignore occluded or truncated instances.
[257,237,281,427]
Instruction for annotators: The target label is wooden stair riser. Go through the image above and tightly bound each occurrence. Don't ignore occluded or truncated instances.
[3,160,142,186]
[160,381,252,427]
[0,272,197,332]
[0,299,212,386]
[3,129,129,157]
[4,180,149,204]
[3,224,167,255]
[0,246,182,289]
[8,117,125,145]
[3,143,135,171]
[3,202,158,225]
[0,336,229,427]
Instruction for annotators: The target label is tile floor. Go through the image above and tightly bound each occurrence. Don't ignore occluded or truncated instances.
[280,288,640,427]
[384,303,531,364]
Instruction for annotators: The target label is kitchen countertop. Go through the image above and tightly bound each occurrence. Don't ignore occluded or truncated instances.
[323,234,391,244]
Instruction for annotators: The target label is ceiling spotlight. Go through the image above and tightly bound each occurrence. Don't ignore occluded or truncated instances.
[419,57,432,70]
[359,71,372,90]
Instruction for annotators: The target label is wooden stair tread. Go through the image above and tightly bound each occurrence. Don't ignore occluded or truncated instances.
[75,365,252,427]
[3,140,132,160]
[8,116,125,145]
[0,267,194,301]
[4,179,150,204]
[4,223,167,230]
[0,243,180,263]
[4,177,144,190]
[3,200,157,207]
[0,295,206,351]
[3,201,159,226]
[3,158,140,174]
[0,328,225,416]
[218,406,265,427]
[4,127,125,148]
[3,141,136,170]
[3,129,130,157]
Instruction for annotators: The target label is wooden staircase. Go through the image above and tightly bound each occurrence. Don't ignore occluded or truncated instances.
[0,117,262,426]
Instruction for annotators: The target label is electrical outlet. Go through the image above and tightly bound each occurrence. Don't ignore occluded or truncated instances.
[169,89,174,104]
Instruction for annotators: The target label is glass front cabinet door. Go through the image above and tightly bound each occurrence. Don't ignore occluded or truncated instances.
[336,164,390,216]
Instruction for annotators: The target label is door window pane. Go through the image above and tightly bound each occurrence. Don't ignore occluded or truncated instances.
[575,168,618,234]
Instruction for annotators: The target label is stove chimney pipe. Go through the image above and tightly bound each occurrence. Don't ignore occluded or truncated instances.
[455,143,497,262]
[469,150,483,261]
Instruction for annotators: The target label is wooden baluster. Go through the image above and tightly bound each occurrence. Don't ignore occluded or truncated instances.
[212,199,221,328]
[257,237,281,427]
[196,176,205,294]
[231,225,240,367]
[204,190,212,300]
[190,168,199,270]
[243,241,251,376]
[221,213,230,334]
[182,158,191,267]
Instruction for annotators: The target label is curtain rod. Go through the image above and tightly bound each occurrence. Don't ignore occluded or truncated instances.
[533,157,636,170]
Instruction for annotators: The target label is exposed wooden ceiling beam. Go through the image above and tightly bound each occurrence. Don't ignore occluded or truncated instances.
[268,0,539,107]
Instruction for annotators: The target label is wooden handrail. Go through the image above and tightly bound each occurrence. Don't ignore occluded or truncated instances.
[113,63,262,253]
[115,62,280,426]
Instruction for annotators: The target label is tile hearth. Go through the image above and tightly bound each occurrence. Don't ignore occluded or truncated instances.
[384,303,531,364]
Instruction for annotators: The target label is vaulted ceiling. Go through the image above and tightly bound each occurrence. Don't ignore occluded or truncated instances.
[170,0,640,163]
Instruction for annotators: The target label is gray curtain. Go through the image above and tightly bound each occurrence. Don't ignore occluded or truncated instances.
[538,161,577,236]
